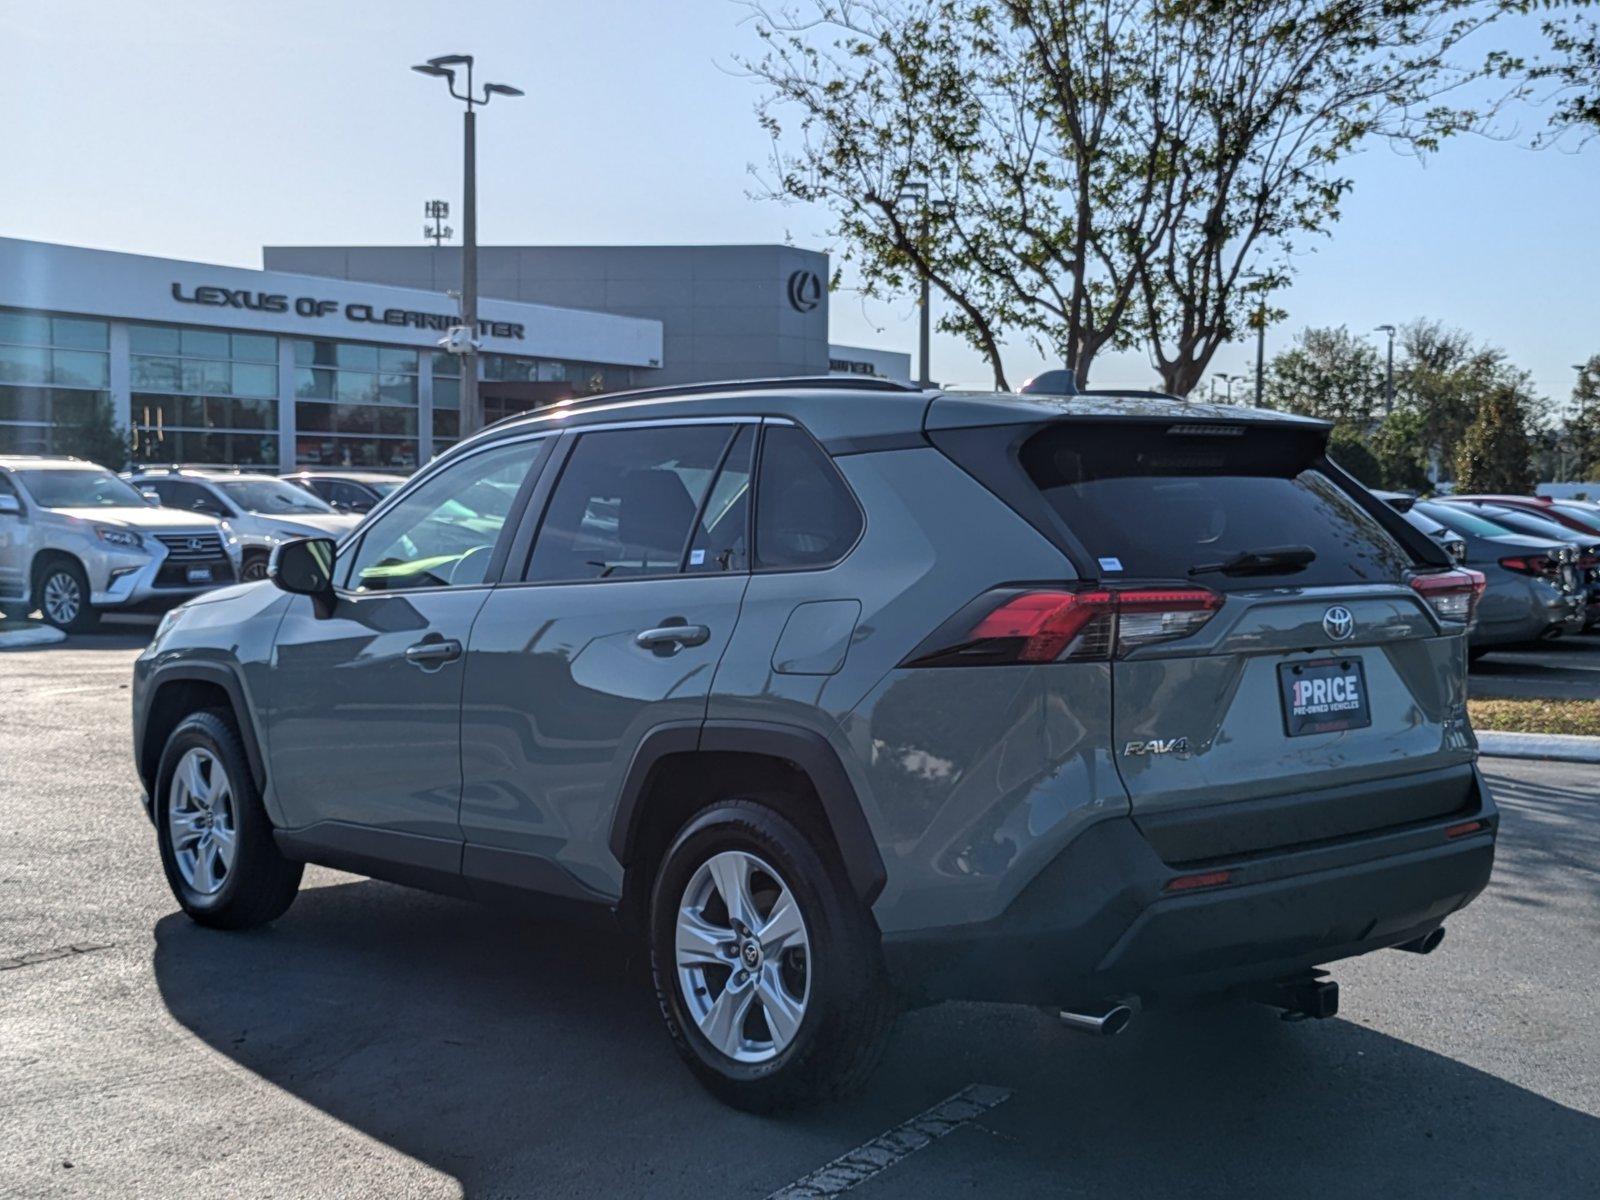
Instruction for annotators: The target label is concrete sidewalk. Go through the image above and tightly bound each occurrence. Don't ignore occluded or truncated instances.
[1478,731,1600,765]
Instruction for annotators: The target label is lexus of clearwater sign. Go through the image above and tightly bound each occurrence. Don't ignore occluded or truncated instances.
[171,282,525,340]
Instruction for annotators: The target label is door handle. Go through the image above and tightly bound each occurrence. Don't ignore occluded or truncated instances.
[404,637,462,666]
[635,624,710,649]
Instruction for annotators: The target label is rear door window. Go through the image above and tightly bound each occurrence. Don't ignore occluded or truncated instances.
[1019,424,1413,587]
[526,424,735,583]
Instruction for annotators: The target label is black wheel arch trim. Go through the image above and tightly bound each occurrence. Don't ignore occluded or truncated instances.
[138,661,268,797]
[608,719,888,906]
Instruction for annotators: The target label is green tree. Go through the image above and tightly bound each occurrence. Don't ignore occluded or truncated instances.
[1394,319,1542,479]
[1327,424,1383,488]
[1565,354,1600,478]
[1454,387,1536,493]
[1370,408,1434,492]
[746,1,1522,391]
[1263,327,1385,425]
[53,397,131,471]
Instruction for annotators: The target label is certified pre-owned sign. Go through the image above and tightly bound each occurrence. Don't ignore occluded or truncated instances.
[170,282,526,340]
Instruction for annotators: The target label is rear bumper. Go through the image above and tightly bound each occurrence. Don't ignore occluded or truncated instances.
[884,767,1496,1008]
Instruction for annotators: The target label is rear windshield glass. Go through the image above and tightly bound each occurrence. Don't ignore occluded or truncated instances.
[1019,424,1415,587]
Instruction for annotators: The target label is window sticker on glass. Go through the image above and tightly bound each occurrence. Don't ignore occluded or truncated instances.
[689,549,706,566]
[1098,556,1124,572]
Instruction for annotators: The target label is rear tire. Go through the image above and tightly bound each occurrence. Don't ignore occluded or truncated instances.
[35,558,99,632]
[154,710,302,929]
[649,799,897,1112]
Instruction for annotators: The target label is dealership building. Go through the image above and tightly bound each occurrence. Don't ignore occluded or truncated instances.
[0,236,908,473]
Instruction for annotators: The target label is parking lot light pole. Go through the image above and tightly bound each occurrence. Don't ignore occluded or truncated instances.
[1376,324,1397,415]
[412,55,523,437]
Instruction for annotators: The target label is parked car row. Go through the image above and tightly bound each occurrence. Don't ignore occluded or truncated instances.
[0,456,392,628]
[1379,491,1600,656]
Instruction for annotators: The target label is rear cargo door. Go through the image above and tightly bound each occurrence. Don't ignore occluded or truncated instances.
[1018,420,1478,862]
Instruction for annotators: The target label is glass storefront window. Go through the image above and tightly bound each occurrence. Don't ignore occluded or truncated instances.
[129,325,181,355]
[52,350,110,389]
[0,385,113,455]
[0,312,50,345]
[335,371,379,404]
[379,348,418,373]
[334,343,380,372]
[231,333,277,362]
[181,358,232,394]
[52,318,109,350]
[232,361,277,396]
[378,373,416,405]
[180,328,232,360]
[433,376,460,410]
[0,344,50,384]
[432,351,461,378]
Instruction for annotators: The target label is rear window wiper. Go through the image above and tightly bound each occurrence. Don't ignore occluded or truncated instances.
[1189,545,1317,577]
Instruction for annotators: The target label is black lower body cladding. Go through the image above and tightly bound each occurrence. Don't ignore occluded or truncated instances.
[884,767,1496,1009]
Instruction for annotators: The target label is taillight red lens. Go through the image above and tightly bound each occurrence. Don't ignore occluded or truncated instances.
[1410,568,1485,624]
[904,585,1221,667]
[1497,555,1553,576]
[969,589,1114,662]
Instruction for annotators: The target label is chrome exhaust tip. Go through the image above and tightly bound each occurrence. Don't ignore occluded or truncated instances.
[1058,1004,1134,1037]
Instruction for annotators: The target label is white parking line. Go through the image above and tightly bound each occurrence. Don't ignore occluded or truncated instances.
[765,1083,1013,1199]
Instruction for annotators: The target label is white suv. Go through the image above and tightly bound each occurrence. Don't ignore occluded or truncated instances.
[127,467,361,581]
[0,456,236,631]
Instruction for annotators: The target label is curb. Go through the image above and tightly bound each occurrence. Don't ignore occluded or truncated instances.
[1478,730,1600,765]
[0,623,67,650]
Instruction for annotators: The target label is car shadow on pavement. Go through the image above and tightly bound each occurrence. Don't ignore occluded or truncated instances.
[152,877,1600,1199]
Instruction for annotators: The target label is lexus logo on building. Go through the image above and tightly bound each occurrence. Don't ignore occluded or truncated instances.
[1323,606,1355,641]
[786,269,823,313]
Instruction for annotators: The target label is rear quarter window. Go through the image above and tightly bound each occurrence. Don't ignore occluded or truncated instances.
[1019,424,1415,588]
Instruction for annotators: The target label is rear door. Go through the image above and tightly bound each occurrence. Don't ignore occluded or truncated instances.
[457,420,754,899]
[1015,420,1477,861]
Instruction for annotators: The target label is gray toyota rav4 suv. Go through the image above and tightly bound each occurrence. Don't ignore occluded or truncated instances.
[132,378,1496,1110]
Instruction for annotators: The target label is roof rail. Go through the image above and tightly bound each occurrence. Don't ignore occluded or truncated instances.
[128,463,250,474]
[480,375,926,432]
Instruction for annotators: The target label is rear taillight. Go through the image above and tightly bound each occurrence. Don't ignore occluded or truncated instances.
[903,586,1221,667]
[1497,554,1557,577]
[1409,568,1485,624]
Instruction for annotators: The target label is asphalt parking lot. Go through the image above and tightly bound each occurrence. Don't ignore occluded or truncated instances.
[3,627,1598,1199]
[1468,631,1600,700]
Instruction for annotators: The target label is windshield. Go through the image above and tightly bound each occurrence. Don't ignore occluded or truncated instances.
[1414,502,1512,539]
[217,478,335,514]
[17,469,149,509]
[1020,423,1415,587]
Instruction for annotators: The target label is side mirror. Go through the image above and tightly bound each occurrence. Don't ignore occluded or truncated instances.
[269,537,338,617]
[0,494,21,516]
[140,489,161,505]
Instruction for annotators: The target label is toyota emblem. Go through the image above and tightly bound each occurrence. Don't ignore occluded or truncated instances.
[1323,605,1355,641]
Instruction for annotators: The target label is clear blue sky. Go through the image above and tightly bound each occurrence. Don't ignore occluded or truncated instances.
[4,0,1595,407]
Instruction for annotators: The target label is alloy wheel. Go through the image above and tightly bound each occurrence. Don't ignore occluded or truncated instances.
[42,571,81,626]
[167,747,238,896]
[675,849,811,1064]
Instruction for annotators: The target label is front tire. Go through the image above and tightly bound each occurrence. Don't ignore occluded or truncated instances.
[239,552,269,583]
[649,799,896,1111]
[35,558,99,632]
[155,710,302,929]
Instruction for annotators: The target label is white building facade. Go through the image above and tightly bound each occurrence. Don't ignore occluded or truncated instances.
[0,238,663,471]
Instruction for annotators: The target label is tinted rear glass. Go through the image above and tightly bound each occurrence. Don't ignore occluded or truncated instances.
[1019,424,1414,587]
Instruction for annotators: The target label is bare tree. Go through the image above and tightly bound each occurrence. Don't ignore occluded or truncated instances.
[745,1,1519,393]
